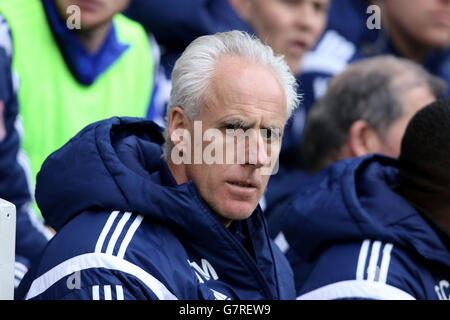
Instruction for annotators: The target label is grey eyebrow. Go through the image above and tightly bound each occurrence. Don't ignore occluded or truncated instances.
[262,125,281,131]
[221,118,253,130]
[222,119,282,134]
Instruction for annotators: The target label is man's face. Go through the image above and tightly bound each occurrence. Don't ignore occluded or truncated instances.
[380,85,436,157]
[243,0,329,73]
[382,0,450,48]
[176,55,286,226]
[55,0,131,30]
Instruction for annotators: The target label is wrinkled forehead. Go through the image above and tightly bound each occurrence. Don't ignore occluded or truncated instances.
[201,55,287,116]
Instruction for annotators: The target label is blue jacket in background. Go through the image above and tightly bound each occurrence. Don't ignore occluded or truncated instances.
[0,16,52,290]
[17,117,295,300]
[278,155,450,300]
[262,165,314,238]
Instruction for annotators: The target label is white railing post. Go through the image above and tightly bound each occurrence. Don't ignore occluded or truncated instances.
[0,198,16,300]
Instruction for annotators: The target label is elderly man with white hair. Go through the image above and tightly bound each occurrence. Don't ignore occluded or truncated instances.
[16,31,299,300]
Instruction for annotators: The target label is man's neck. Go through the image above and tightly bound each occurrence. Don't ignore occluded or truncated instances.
[77,22,112,54]
[166,158,188,185]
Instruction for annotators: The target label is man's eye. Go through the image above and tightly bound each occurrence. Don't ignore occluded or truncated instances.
[225,124,238,130]
[224,122,249,132]
[261,128,279,140]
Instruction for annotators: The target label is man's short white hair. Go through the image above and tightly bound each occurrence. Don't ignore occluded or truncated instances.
[163,30,301,158]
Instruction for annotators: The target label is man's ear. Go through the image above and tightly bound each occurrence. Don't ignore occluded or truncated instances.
[168,106,191,151]
[348,120,383,157]
[228,0,252,21]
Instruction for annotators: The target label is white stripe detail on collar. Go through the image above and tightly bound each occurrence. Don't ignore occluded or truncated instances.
[95,211,120,253]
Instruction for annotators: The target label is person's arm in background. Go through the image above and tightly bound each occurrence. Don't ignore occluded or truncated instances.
[0,15,53,289]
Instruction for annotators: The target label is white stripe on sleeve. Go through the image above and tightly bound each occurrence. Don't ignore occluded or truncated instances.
[379,243,394,283]
[25,253,177,300]
[366,241,381,281]
[104,285,112,300]
[116,215,144,259]
[297,280,415,300]
[95,211,120,253]
[116,285,124,300]
[15,261,28,274]
[92,285,99,300]
[105,212,132,255]
[356,239,370,280]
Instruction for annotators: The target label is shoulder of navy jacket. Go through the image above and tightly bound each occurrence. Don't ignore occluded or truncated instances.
[109,118,165,146]
[347,155,399,183]
[95,118,164,170]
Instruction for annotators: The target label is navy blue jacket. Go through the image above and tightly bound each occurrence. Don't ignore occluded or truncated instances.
[278,155,450,300]
[17,117,295,300]
[263,166,314,238]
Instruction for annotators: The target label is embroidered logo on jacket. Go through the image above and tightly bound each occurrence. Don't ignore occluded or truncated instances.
[187,258,230,300]
[188,259,218,283]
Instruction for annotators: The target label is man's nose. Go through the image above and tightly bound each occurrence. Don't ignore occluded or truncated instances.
[246,131,269,169]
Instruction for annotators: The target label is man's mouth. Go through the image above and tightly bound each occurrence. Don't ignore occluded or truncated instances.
[228,181,255,188]
[225,181,257,199]
[226,178,259,190]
